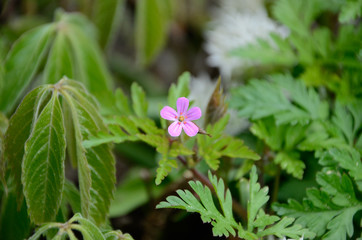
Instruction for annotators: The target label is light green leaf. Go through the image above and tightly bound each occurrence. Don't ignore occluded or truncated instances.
[168,71,191,108]
[0,24,56,113]
[156,173,239,237]
[22,92,66,224]
[115,88,131,115]
[43,31,74,84]
[339,0,362,23]
[248,166,269,231]
[131,82,148,117]
[4,86,51,206]
[275,152,305,179]
[136,0,168,65]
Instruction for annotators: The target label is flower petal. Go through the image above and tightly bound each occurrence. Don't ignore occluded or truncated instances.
[176,97,189,115]
[182,121,199,137]
[185,107,202,121]
[160,106,178,121]
[168,121,183,137]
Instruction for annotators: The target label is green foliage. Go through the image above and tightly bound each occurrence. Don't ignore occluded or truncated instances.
[136,0,169,66]
[157,166,313,239]
[339,0,362,23]
[4,79,115,225]
[0,10,115,115]
[131,82,148,117]
[198,115,260,170]
[273,149,362,240]
[22,92,66,224]
[28,213,133,240]
[230,74,328,125]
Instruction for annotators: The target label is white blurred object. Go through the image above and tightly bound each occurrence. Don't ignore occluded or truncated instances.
[204,0,288,80]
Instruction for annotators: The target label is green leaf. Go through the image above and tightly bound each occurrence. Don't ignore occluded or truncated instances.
[4,86,51,205]
[70,213,105,240]
[105,230,134,240]
[0,24,55,113]
[131,82,148,117]
[204,77,228,126]
[326,148,362,181]
[115,88,131,115]
[63,180,81,214]
[275,152,305,179]
[339,0,362,23]
[168,71,191,109]
[22,92,66,224]
[92,0,125,49]
[136,0,168,65]
[230,75,328,125]
[248,166,269,231]
[156,172,239,237]
[258,216,315,239]
[61,81,115,225]
[61,14,114,113]
[42,31,74,84]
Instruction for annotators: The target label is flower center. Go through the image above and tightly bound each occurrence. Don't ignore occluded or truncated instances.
[178,115,185,122]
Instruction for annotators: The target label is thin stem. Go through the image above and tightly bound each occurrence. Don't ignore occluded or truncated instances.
[177,156,247,222]
[271,166,281,206]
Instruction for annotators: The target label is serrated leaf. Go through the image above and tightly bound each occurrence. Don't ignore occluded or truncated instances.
[131,82,148,117]
[115,88,131,115]
[339,0,362,23]
[168,71,191,109]
[61,80,115,225]
[22,92,66,224]
[248,166,269,231]
[327,148,362,181]
[0,24,56,113]
[5,86,51,206]
[253,210,279,228]
[258,216,315,239]
[324,205,361,240]
[275,152,305,179]
[156,173,239,237]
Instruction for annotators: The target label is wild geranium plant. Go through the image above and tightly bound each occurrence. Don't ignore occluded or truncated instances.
[0,0,360,239]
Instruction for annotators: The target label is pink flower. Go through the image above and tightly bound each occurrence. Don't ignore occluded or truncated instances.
[160,97,202,137]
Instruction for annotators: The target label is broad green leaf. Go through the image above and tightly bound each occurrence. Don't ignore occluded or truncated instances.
[136,0,168,65]
[93,0,125,49]
[61,80,115,225]
[43,31,74,84]
[0,24,56,113]
[64,20,114,113]
[247,166,269,231]
[4,86,50,205]
[168,71,191,108]
[22,92,66,224]
[131,82,148,117]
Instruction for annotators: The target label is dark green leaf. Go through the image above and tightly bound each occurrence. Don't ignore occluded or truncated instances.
[168,71,191,109]
[22,92,66,223]
[5,86,51,206]
[131,82,148,117]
